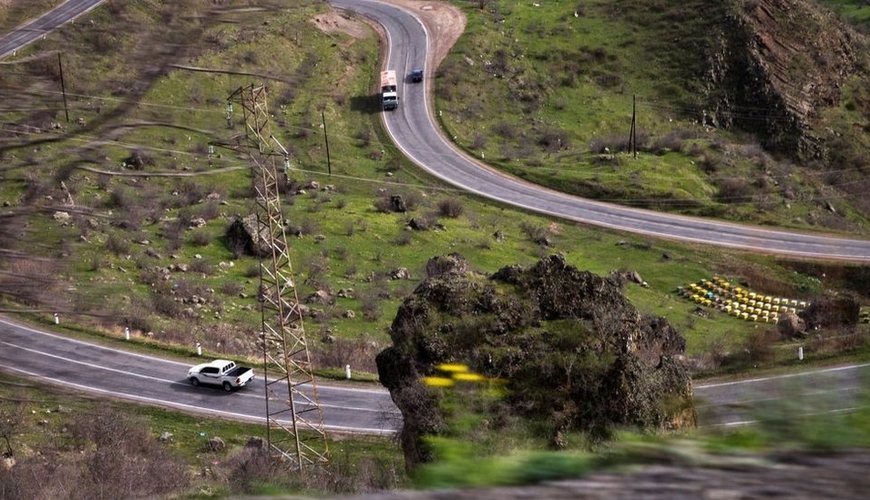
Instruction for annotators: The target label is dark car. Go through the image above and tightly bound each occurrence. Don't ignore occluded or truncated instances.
[410,69,424,83]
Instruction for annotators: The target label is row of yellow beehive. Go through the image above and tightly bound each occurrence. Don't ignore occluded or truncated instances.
[678,276,808,322]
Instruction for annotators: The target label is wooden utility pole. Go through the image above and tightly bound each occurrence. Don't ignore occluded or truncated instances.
[321,111,331,176]
[629,94,637,158]
[58,54,69,123]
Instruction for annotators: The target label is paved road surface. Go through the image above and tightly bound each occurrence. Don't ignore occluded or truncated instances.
[0,0,105,59]
[0,316,399,434]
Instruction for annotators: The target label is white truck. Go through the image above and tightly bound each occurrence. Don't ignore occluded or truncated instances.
[380,69,398,110]
[187,359,255,391]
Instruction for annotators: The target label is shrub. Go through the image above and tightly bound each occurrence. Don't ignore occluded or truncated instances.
[359,289,383,321]
[519,222,549,245]
[394,230,413,246]
[220,280,244,296]
[104,233,130,256]
[190,230,211,247]
[153,293,182,318]
[438,198,465,218]
[189,259,214,275]
[472,132,487,150]
[716,178,752,204]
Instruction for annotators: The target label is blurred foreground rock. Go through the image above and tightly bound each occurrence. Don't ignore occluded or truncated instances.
[340,449,870,499]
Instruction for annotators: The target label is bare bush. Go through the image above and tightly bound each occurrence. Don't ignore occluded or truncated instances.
[394,230,413,246]
[189,258,215,275]
[742,329,778,365]
[472,131,487,150]
[438,198,465,218]
[701,155,723,173]
[332,246,349,261]
[0,258,63,307]
[198,200,223,221]
[311,338,380,373]
[359,290,383,321]
[492,121,519,140]
[716,178,753,204]
[220,280,244,296]
[0,408,191,499]
[190,230,211,247]
[537,127,572,152]
[105,187,136,210]
[519,221,550,246]
[221,445,276,495]
[153,292,182,318]
[590,134,629,154]
[356,128,372,147]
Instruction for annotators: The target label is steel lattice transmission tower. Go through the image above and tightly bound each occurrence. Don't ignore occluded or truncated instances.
[226,83,329,470]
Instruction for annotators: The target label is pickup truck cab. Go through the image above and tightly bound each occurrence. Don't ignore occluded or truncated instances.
[187,359,254,391]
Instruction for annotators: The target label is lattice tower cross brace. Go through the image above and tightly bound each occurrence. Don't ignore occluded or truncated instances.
[226,84,329,471]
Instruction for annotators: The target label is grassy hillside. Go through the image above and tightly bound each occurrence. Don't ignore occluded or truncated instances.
[1,0,870,496]
[0,0,867,380]
[436,0,870,231]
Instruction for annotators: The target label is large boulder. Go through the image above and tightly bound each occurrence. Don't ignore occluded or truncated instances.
[226,214,271,257]
[377,254,695,470]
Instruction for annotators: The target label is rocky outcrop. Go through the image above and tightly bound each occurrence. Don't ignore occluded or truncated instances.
[377,254,694,470]
[225,214,271,257]
[703,0,867,160]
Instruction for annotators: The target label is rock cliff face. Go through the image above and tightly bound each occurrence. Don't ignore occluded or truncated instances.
[703,0,867,159]
[376,254,694,470]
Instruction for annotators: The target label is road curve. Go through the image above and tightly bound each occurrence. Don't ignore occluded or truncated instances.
[0,0,105,59]
[330,0,870,263]
[0,316,400,435]
[0,0,866,437]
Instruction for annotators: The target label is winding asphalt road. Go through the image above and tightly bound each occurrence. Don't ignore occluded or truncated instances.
[0,0,104,59]
[0,0,867,435]
[330,0,870,263]
[0,316,399,434]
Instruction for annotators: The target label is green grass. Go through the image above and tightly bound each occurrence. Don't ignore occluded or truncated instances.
[0,0,867,386]
[1,2,870,495]
[434,0,870,231]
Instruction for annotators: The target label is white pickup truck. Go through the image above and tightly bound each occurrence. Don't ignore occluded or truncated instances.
[187,359,255,391]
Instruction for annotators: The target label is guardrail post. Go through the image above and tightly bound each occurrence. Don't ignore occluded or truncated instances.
[345,364,351,379]
[196,342,202,356]
[798,346,804,361]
